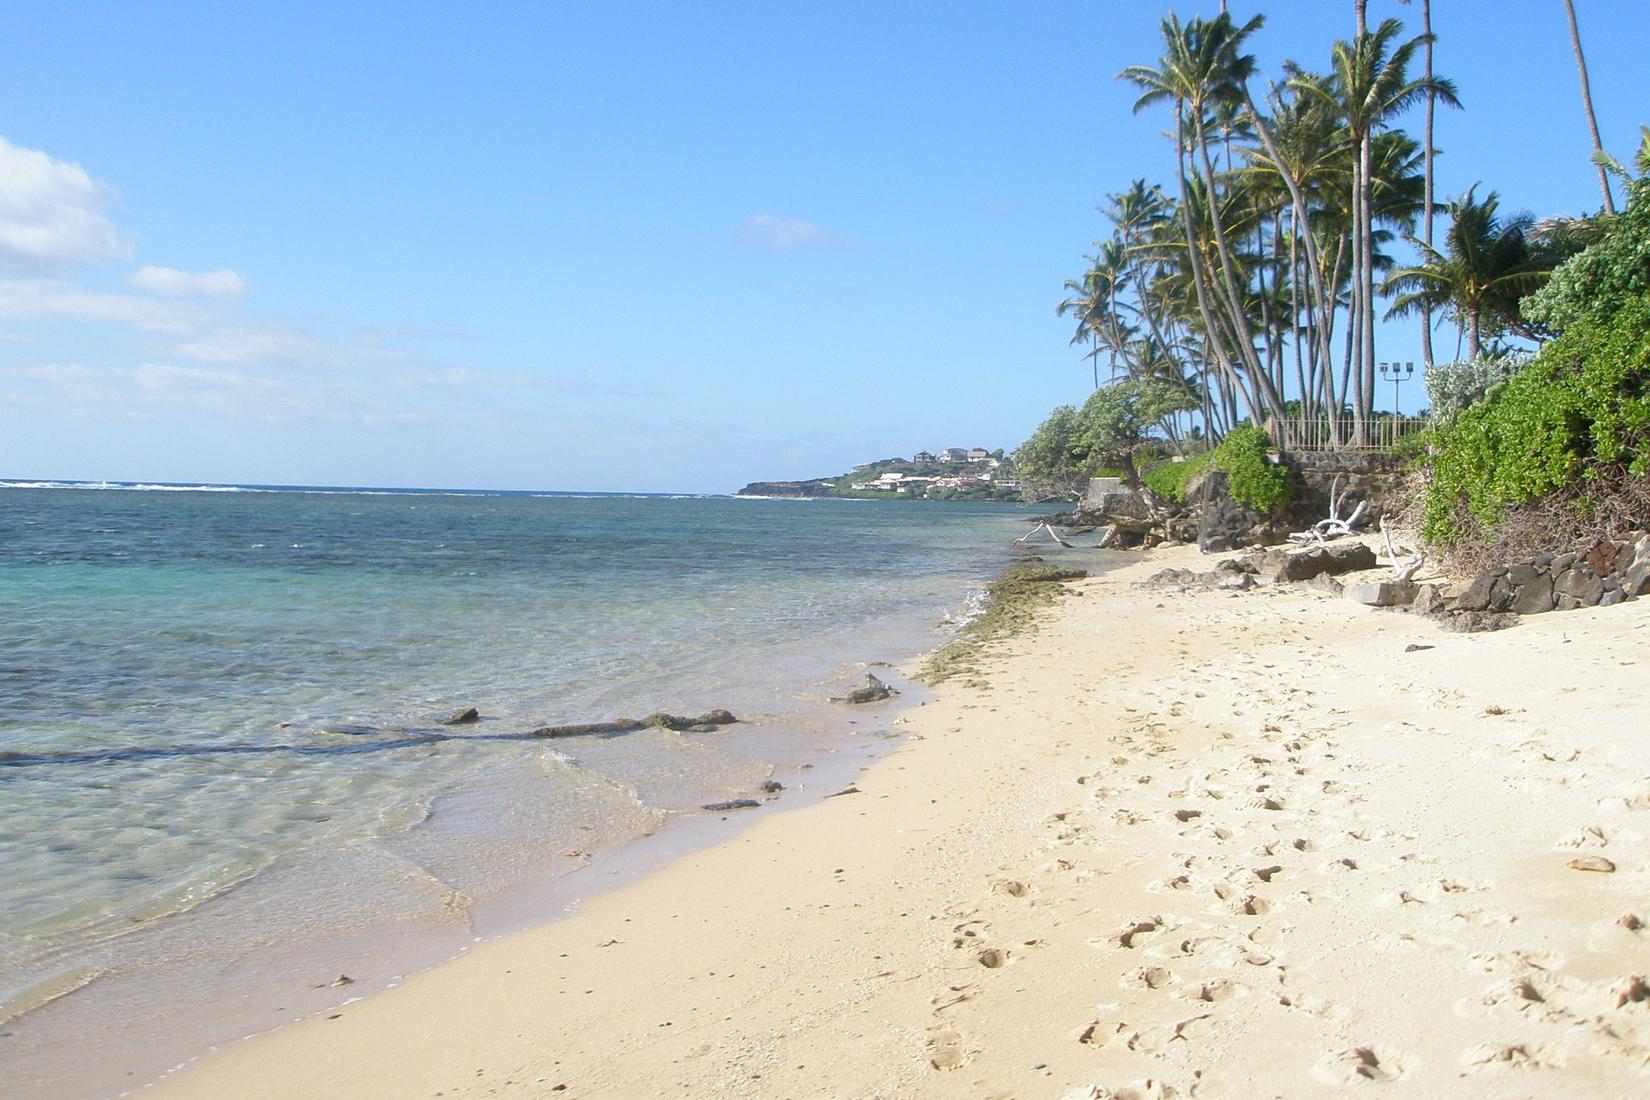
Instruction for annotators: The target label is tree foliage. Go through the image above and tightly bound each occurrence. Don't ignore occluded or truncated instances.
[1523,176,1650,333]
[1424,176,1650,550]
[1014,380,1194,496]
[1212,424,1295,512]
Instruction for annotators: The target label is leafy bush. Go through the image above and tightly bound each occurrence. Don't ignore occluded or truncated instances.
[1424,353,1533,420]
[1423,299,1650,549]
[1212,424,1293,512]
[1142,451,1214,502]
[1523,175,1650,333]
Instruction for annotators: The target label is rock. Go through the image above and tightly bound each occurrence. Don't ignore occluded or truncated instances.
[1264,542,1377,583]
[1345,581,1419,607]
[826,785,862,798]
[1302,573,1345,596]
[1509,572,1555,615]
[1568,856,1616,873]
[1435,609,1519,633]
[1409,583,1449,616]
[1507,563,1543,588]
[760,780,784,793]
[529,708,736,739]
[1625,558,1650,597]
[441,707,480,725]
[1555,567,1605,605]
[703,799,761,812]
[1552,552,1577,572]
[1584,540,1618,577]
[843,674,897,705]
[1403,643,1435,653]
[1455,570,1502,612]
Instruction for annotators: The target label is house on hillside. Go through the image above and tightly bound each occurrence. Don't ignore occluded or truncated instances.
[941,448,969,463]
[968,447,989,461]
[913,450,936,464]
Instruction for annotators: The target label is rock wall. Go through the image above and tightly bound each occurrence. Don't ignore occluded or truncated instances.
[1455,534,1650,614]
[1192,450,1410,552]
[1282,451,1410,530]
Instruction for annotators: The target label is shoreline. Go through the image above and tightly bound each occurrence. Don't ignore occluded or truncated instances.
[136,539,1650,1096]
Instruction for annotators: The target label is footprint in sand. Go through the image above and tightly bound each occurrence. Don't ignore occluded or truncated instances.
[1123,965,1176,991]
[1111,916,1167,949]
[1312,1045,1414,1084]
[991,878,1031,898]
[1062,1076,1184,1099]
[926,1027,974,1070]
[1463,1042,1561,1072]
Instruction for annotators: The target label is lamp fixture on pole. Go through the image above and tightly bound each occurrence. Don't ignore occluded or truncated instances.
[1379,361,1415,415]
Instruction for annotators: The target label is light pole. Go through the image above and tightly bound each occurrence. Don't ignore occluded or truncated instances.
[1379,361,1415,416]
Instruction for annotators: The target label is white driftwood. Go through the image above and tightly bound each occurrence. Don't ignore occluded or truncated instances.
[1288,476,1368,544]
[1016,523,1073,549]
[1380,519,1424,582]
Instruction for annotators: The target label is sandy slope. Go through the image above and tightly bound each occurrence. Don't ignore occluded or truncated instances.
[144,542,1650,1099]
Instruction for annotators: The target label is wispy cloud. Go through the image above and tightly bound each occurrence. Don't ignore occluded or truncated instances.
[739,213,854,252]
[0,135,131,273]
[127,265,248,297]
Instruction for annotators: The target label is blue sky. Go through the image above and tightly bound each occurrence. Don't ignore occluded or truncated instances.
[1,1,1645,492]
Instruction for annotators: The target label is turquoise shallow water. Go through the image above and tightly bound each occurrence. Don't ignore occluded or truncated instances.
[0,482,1035,1095]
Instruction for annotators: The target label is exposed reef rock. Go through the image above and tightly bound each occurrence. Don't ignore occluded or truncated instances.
[528,709,739,738]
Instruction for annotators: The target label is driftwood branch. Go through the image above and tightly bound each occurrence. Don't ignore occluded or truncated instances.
[1016,523,1073,549]
[1288,475,1368,544]
[1380,519,1425,582]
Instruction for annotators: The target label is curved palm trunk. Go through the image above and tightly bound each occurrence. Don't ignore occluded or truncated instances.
[1192,113,1289,428]
[1564,0,1617,215]
[1173,103,1266,429]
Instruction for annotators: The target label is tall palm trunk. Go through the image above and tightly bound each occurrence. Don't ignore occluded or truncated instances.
[1563,0,1617,214]
[1419,0,1436,372]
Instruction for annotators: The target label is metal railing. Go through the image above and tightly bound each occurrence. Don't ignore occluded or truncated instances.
[1272,417,1429,452]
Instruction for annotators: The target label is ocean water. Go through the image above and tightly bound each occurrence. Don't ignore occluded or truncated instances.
[0,482,1039,1096]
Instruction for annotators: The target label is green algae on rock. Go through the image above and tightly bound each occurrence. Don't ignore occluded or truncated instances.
[921,559,1087,685]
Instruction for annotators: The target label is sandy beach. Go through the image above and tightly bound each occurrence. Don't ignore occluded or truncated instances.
[143,540,1650,1099]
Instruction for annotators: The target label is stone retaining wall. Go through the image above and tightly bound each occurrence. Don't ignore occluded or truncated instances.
[1282,451,1410,530]
[1456,533,1650,614]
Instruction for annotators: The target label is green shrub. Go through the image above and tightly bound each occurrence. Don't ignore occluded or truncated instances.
[1423,299,1650,547]
[1212,424,1294,512]
[1523,175,1650,333]
[1142,451,1214,502]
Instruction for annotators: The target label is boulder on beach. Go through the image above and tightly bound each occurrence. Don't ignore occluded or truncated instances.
[442,707,480,725]
[842,673,898,704]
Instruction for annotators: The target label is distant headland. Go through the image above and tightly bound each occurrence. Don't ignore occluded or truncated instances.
[736,447,1023,501]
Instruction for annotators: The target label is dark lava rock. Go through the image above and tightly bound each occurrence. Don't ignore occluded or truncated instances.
[442,707,480,725]
[761,780,785,793]
[843,673,897,705]
[703,799,761,812]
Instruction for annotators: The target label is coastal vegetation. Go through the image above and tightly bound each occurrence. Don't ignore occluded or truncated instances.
[1024,4,1646,568]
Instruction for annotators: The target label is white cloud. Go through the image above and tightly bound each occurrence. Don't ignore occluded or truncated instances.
[127,265,248,297]
[0,135,131,273]
[739,213,854,252]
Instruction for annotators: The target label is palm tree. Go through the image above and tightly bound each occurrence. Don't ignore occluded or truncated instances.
[1383,187,1554,360]
[1293,19,1458,439]
[1562,0,1617,214]
[1398,0,1438,371]
[1121,12,1286,430]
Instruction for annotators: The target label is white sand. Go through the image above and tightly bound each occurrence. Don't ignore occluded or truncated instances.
[145,541,1650,1098]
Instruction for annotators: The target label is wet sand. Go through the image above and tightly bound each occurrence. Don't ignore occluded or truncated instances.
[143,540,1650,1098]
